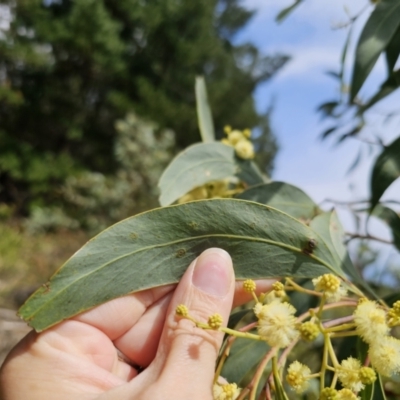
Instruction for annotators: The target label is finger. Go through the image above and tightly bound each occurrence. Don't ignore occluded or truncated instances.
[73,284,175,340]
[113,291,173,368]
[147,248,235,398]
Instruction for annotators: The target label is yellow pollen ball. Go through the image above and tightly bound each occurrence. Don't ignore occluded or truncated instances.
[320,387,338,400]
[213,382,241,400]
[286,361,311,393]
[208,313,223,329]
[234,140,255,160]
[337,388,360,400]
[257,300,299,348]
[353,300,389,343]
[337,357,364,392]
[313,274,340,292]
[368,336,400,376]
[175,304,189,317]
[272,281,284,291]
[243,128,251,138]
[298,321,320,341]
[224,125,232,135]
[227,130,245,145]
[359,367,376,385]
[243,279,256,293]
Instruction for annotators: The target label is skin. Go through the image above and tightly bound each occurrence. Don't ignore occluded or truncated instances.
[0,248,275,400]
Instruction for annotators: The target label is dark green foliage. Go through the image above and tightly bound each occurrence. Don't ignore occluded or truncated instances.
[0,0,287,214]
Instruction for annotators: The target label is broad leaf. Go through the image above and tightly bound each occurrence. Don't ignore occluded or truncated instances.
[350,0,400,101]
[236,182,320,221]
[19,199,346,331]
[195,76,215,143]
[221,337,270,389]
[158,142,237,206]
[373,205,400,251]
[310,211,378,298]
[370,135,400,210]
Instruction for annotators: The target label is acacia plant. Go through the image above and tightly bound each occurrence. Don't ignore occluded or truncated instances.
[18,76,400,399]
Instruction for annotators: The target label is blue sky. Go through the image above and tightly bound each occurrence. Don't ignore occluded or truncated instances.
[238,0,400,282]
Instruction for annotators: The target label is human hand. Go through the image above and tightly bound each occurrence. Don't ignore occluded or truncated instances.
[0,248,275,400]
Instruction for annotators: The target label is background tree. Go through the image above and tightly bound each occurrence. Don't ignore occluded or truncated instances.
[0,0,288,215]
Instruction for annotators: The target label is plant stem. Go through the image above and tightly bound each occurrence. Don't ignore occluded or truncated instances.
[247,347,277,400]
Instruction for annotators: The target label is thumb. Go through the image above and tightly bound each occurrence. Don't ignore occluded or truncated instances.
[150,248,235,398]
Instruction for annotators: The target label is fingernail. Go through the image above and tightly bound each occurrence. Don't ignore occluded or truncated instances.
[192,248,232,297]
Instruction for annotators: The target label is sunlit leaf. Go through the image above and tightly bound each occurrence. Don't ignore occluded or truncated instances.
[19,199,346,331]
[236,182,320,221]
[276,0,303,22]
[195,76,215,143]
[373,205,400,251]
[350,0,400,101]
[370,135,400,210]
[158,142,237,206]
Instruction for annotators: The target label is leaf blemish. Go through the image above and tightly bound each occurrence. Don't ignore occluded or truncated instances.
[176,248,186,258]
[189,221,198,229]
[303,239,317,255]
[130,233,138,240]
[42,282,51,293]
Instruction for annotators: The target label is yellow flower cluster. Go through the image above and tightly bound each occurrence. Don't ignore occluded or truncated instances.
[242,279,256,293]
[320,387,360,400]
[254,300,299,347]
[222,125,255,160]
[387,300,400,327]
[286,361,311,393]
[337,357,376,392]
[353,299,400,376]
[208,313,223,329]
[177,179,243,204]
[312,273,347,302]
[175,304,189,317]
[298,321,320,342]
[213,381,241,400]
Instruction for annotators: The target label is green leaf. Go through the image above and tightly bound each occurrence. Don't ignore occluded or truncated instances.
[310,211,378,298]
[235,159,267,186]
[227,309,254,330]
[385,25,400,73]
[350,0,400,101]
[195,76,215,143]
[373,205,400,251]
[370,135,400,210]
[358,69,400,114]
[276,0,303,22]
[19,198,346,331]
[221,337,270,389]
[236,182,320,221]
[158,142,237,206]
